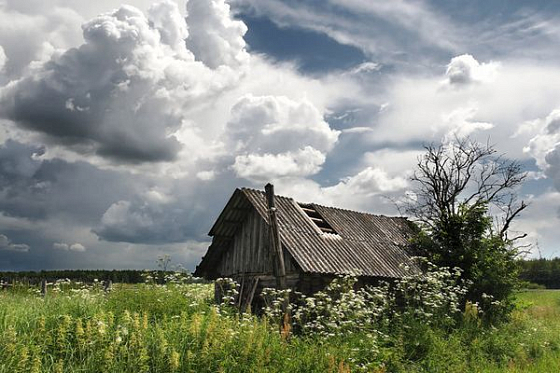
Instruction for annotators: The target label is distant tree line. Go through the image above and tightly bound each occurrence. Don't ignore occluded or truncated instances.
[518,258,560,289]
[0,269,148,284]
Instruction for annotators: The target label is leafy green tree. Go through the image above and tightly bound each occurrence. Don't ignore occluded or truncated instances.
[405,138,527,323]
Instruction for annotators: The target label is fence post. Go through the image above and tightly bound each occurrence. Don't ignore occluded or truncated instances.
[41,279,47,297]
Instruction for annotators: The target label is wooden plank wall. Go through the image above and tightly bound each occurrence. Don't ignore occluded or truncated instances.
[217,209,298,278]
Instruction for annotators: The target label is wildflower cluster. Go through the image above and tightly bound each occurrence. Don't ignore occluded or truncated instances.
[215,277,239,308]
[262,260,469,338]
[394,261,469,327]
[141,269,201,286]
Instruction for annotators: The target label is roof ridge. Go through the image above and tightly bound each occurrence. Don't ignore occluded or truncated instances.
[239,187,295,201]
[311,203,408,221]
[239,186,408,220]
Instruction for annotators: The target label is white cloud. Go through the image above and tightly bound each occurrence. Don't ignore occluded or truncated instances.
[524,109,560,208]
[227,94,339,154]
[185,0,249,69]
[196,170,215,181]
[70,243,86,252]
[148,0,189,51]
[0,5,84,79]
[233,146,325,181]
[225,94,339,181]
[349,61,380,74]
[53,242,86,252]
[272,166,408,214]
[363,148,422,175]
[0,233,29,252]
[441,105,494,140]
[324,166,408,196]
[53,242,69,250]
[367,59,560,162]
[526,109,560,171]
[445,54,499,86]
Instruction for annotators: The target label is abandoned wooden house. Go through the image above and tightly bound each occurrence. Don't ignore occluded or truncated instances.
[194,184,417,310]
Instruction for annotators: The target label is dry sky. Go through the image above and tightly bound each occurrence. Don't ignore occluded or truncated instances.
[1,0,560,270]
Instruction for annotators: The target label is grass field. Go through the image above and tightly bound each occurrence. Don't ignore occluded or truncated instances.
[0,281,559,372]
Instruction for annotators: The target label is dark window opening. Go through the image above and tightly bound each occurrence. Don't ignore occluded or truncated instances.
[298,203,337,234]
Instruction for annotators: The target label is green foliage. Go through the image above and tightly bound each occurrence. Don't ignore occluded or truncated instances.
[411,202,520,323]
[407,139,527,324]
[1,280,560,372]
[519,258,560,289]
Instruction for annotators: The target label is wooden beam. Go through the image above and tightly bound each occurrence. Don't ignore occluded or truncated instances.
[265,183,287,290]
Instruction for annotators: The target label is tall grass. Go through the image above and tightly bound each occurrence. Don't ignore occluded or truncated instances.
[1,281,559,372]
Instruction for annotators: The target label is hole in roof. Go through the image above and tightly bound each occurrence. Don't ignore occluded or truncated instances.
[298,203,338,235]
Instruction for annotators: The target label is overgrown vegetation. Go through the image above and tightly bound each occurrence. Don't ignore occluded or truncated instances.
[1,270,560,372]
[403,138,527,323]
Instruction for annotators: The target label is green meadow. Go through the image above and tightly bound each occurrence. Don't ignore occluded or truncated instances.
[1,281,559,373]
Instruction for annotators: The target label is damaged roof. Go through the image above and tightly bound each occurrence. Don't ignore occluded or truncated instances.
[195,187,417,278]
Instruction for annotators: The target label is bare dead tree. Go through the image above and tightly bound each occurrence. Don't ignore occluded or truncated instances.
[403,138,529,322]
[405,137,528,242]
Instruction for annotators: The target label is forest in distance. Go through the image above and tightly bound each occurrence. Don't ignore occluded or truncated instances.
[2,257,560,288]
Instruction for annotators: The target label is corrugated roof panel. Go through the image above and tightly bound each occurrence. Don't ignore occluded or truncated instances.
[239,188,417,278]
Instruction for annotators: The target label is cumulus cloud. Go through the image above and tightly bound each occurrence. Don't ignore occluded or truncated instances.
[0,5,83,79]
[526,109,560,171]
[0,0,245,163]
[185,0,249,69]
[148,0,189,51]
[233,146,325,180]
[324,166,408,197]
[441,105,494,140]
[53,242,86,252]
[270,165,408,214]
[445,54,499,86]
[0,233,29,252]
[525,109,560,196]
[0,0,353,262]
[225,94,339,181]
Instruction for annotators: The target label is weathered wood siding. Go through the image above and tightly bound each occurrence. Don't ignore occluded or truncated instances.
[217,210,298,277]
[297,273,335,294]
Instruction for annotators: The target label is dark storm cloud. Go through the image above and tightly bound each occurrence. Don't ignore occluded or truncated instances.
[3,69,182,162]
[0,233,29,252]
[0,140,139,223]
[94,171,243,244]
[0,24,182,162]
[0,138,221,270]
[0,2,245,164]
